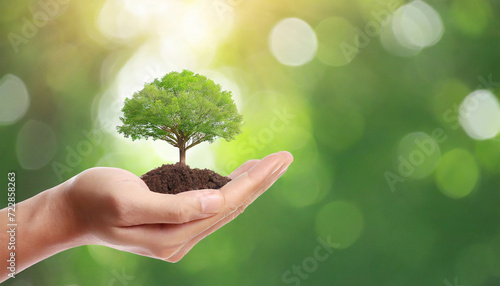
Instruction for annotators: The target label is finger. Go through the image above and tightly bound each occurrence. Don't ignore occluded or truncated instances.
[228,159,260,179]
[162,152,286,235]
[166,159,292,261]
[231,153,292,207]
[113,152,292,260]
[129,158,259,225]
[220,151,289,207]
[124,189,225,225]
[165,151,293,259]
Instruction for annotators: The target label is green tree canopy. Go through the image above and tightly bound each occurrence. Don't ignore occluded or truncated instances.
[117,70,243,165]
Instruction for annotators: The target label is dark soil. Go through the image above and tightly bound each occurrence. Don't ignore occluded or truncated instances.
[141,163,231,194]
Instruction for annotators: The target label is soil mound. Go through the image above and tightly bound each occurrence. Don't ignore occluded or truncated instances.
[141,163,231,194]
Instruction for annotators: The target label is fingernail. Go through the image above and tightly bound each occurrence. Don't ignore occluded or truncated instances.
[200,191,224,214]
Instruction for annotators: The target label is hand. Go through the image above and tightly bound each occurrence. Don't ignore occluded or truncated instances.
[60,151,293,261]
[1,151,292,281]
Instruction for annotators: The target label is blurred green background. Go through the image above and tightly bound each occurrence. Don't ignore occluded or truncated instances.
[1,0,500,285]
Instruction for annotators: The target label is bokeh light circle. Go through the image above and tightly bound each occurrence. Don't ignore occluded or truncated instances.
[315,17,358,67]
[16,120,57,170]
[436,149,479,199]
[381,0,443,57]
[392,1,444,49]
[459,90,500,140]
[0,74,30,125]
[315,201,364,249]
[380,17,422,57]
[397,132,441,179]
[451,0,492,36]
[269,18,318,66]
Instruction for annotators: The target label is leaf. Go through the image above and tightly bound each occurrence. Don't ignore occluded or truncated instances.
[117,70,243,152]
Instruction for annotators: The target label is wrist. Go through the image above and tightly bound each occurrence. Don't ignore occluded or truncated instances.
[44,180,94,248]
[20,182,88,261]
[1,181,88,277]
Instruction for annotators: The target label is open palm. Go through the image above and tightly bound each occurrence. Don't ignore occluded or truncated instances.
[63,151,293,262]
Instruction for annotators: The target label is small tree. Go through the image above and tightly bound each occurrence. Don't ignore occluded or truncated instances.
[117,70,243,165]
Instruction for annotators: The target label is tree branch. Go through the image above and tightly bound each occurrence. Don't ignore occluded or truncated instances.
[186,135,206,150]
[162,137,178,147]
[163,133,177,142]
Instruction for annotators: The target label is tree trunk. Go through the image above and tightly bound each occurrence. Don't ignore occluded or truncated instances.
[179,146,186,165]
